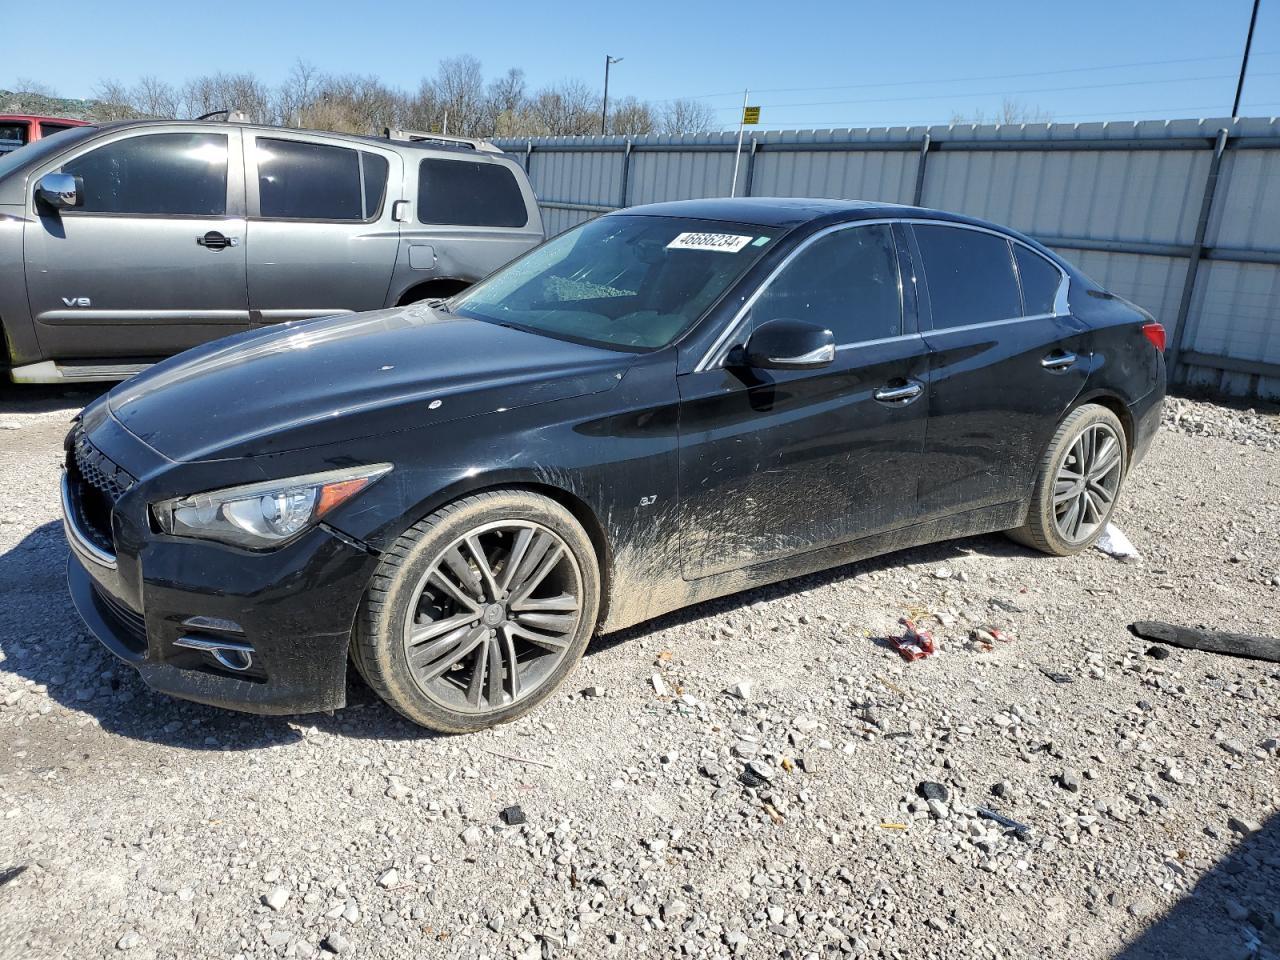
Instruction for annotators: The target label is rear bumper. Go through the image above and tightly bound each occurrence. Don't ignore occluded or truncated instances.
[1129,365,1166,469]
[66,523,378,716]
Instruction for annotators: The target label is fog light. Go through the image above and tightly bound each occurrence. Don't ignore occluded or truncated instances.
[173,634,255,672]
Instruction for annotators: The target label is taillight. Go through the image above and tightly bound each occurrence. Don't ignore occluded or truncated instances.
[1141,322,1166,352]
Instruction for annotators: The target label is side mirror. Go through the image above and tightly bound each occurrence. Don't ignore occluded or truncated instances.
[36,172,82,210]
[743,318,835,370]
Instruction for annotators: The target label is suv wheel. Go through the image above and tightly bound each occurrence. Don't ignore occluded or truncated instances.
[354,491,601,732]
[1008,403,1128,556]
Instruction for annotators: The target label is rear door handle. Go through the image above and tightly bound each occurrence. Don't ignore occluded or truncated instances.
[873,381,923,404]
[196,231,239,251]
[1041,351,1077,370]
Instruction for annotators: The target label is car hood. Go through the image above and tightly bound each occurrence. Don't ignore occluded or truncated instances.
[107,305,633,461]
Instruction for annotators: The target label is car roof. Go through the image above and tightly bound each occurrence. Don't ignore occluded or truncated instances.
[610,196,1016,233]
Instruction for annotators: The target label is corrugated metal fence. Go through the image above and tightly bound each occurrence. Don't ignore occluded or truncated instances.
[496,118,1280,400]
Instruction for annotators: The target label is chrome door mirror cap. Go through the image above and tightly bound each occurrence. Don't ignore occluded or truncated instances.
[36,172,83,210]
[743,318,836,371]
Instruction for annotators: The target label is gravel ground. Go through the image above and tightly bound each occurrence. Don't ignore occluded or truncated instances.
[0,390,1277,960]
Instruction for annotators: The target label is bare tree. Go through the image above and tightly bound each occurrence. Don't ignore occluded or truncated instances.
[433,55,487,135]
[527,80,599,136]
[12,77,56,97]
[608,96,657,136]
[134,76,179,118]
[484,68,528,137]
[275,59,322,128]
[181,72,271,121]
[659,97,717,134]
[951,98,1053,125]
[92,79,139,120]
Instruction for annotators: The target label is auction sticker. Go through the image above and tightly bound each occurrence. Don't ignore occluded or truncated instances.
[666,232,754,253]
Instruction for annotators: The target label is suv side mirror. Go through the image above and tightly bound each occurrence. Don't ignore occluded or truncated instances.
[743,318,835,370]
[36,172,83,210]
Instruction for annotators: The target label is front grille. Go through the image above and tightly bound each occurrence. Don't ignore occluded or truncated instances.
[91,582,148,654]
[66,429,135,556]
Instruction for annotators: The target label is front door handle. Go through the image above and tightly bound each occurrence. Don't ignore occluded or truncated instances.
[196,231,239,251]
[873,381,923,405]
[1041,350,1077,370]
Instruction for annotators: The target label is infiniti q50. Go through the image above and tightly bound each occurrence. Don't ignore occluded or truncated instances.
[62,198,1166,732]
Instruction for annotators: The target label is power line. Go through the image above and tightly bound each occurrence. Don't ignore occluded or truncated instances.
[701,70,1280,114]
[657,50,1280,103]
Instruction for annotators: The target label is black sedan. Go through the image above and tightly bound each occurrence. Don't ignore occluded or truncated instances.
[63,198,1166,732]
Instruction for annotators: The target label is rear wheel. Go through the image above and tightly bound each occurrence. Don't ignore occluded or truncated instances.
[1008,403,1127,556]
[354,491,600,732]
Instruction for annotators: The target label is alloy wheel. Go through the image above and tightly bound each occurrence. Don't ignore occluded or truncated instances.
[401,520,584,714]
[1052,423,1123,543]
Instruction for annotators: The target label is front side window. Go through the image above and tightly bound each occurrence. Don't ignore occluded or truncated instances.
[750,224,902,343]
[418,157,528,227]
[60,133,228,216]
[1014,245,1063,316]
[451,215,776,350]
[257,138,385,221]
[914,224,1021,329]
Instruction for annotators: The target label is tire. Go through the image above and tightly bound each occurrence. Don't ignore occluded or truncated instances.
[1007,403,1128,556]
[354,490,601,733]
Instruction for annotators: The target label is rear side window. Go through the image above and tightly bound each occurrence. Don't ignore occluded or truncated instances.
[751,224,902,343]
[40,122,75,136]
[258,139,387,221]
[418,157,528,227]
[1014,245,1062,316]
[61,133,228,216]
[0,122,30,153]
[914,224,1021,329]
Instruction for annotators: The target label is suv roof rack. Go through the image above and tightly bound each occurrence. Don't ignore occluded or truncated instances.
[383,128,503,153]
[196,110,250,123]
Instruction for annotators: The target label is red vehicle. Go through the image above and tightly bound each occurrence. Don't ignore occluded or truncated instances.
[0,114,88,155]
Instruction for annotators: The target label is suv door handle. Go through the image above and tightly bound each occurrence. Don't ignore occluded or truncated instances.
[873,381,923,405]
[1041,350,1077,370]
[196,231,239,251]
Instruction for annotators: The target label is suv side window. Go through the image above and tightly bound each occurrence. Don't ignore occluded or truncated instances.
[913,224,1021,329]
[60,133,228,216]
[750,224,902,344]
[257,138,387,221]
[1013,245,1062,316]
[418,157,528,227]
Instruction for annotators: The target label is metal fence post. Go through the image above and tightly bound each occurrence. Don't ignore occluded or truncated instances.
[524,139,533,173]
[912,133,932,207]
[1167,127,1230,380]
[619,139,633,208]
[743,137,759,197]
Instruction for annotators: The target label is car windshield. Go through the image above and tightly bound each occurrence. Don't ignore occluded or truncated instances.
[450,215,776,351]
[0,125,97,179]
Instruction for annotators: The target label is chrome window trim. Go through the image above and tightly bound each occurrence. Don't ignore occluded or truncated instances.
[696,218,901,372]
[695,216,1070,372]
[60,471,117,570]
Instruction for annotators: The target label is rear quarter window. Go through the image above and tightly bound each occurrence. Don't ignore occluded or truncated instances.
[1014,245,1063,315]
[417,157,528,228]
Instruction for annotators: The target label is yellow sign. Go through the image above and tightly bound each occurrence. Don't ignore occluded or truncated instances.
[742,106,761,125]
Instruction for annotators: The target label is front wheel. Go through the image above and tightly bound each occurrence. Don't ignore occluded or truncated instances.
[1008,403,1128,556]
[354,491,601,732]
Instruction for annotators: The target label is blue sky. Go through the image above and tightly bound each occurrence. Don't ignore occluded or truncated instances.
[7,0,1279,129]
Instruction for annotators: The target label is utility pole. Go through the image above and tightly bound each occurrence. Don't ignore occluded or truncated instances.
[730,89,749,197]
[601,55,622,135]
[1233,0,1261,118]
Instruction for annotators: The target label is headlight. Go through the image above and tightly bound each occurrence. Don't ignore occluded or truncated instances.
[153,464,392,549]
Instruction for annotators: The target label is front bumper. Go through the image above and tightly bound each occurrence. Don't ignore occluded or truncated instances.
[66,516,379,717]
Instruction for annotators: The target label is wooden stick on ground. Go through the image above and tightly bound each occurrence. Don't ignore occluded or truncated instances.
[1129,621,1280,664]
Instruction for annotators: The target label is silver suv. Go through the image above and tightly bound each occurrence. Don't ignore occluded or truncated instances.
[0,120,543,383]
